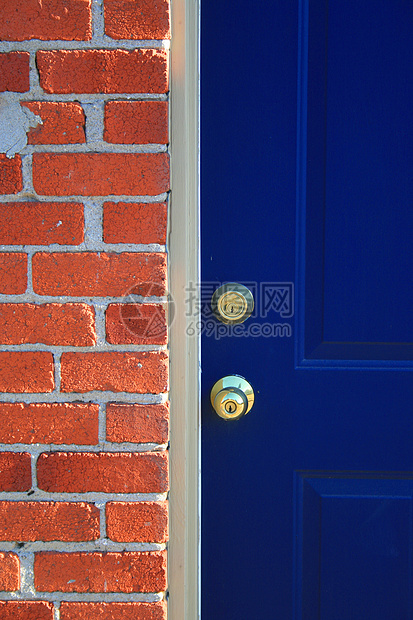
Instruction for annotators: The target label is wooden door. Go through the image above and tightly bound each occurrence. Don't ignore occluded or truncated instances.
[201,1,413,618]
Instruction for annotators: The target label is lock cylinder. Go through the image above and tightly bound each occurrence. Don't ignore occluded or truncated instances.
[211,283,254,325]
[210,375,254,420]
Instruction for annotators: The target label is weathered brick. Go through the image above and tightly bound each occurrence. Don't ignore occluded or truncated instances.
[32,252,167,297]
[34,551,167,593]
[104,0,170,40]
[0,52,29,92]
[22,102,86,145]
[0,402,99,445]
[0,553,19,591]
[0,452,31,491]
[104,102,168,144]
[37,452,169,493]
[0,602,53,619]
[0,351,54,393]
[37,49,168,94]
[0,304,96,346]
[106,403,169,444]
[103,202,167,245]
[106,304,167,345]
[60,601,167,620]
[0,502,99,541]
[0,0,91,41]
[0,254,27,294]
[0,202,84,245]
[60,351,168,394]
[106,501,168,543]
[0,154,22,194]
[33,153,169,196]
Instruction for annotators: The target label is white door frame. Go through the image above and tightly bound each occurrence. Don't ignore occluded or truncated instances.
[169,0,201,617]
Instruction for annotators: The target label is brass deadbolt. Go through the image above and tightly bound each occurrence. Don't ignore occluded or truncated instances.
[211,283,254,324]
[210,375,254,420]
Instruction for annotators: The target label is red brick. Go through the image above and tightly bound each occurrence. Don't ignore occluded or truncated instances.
[22,102,86,145]
[34,551,167,593]
[0,402,98,445]
[0,254,27,294]
[0,304,96,346]
[0,154,22,194]
[37,452,168,493]
[32,252,167,297]
[37,49,168,94]
[0,202,84,245]
[60,351,168,394]
[0,602,53,619]
[60,601,167,620]
[106,304,167,345]
[106,501,168,543]
[33,153,169,196]
[104,0,170,40]
[0,352,54,393]
[0,52,29,92]
[106,403,169,444]
[104,102,168,144]
[0,502,99,541]
[0,553,19,591]
[103,202,167,245]
[0,0,91,41]
[0,452,31,491]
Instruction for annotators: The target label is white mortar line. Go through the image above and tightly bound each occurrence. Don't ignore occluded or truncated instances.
[3,93,168,103]
[0,247,166,254]
[54,601,60,620]
[0,542,166,553]
[98,403,106,444]
[0,443,168,453]
[0,492,168,502]
[25,253,33,294]
[97,502,106,540]
[0,193,169,203]
[0,593,164,603]
[29,51,41,92]
[0,195,167,205]
[21,154,34,195]
[91,0,105,40]
[95,304,107,348]
[0,393,168,404]
[30,453,38,491]
[0,41,169,52]
[19,143,168,153]
[0,345,167,352]
[83,102,104,144]
[53,352,61,393]
[0,298,167,306]
[18,552,35,597]
[0,194,168,204]
[83,200,103,248]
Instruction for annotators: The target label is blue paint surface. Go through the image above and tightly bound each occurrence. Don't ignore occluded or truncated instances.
[201,1,413,617]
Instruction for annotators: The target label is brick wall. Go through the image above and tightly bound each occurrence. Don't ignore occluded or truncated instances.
[0,1,170,618]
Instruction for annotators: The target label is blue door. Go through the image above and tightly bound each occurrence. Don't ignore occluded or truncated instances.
[201,1,413,618]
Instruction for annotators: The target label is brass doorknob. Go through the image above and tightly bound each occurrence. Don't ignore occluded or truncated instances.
[210,375,254,420]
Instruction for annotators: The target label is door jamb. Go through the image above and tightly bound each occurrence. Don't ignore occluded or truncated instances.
[169,0,201,617]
